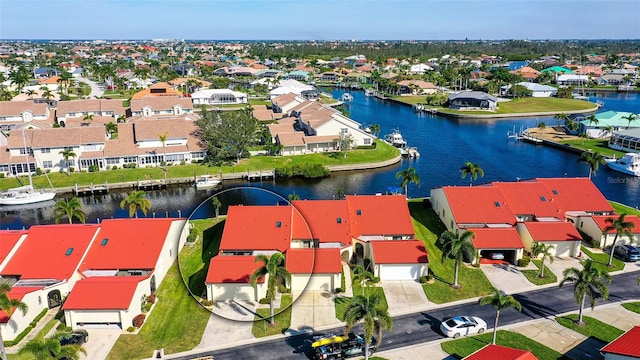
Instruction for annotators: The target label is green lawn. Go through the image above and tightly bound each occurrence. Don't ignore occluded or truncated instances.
[252,294,293,337]
[7,313,66,360]
[106,260,210,360]
[0,140,398,191]
[622,302,640,314]
[521,260,557,285]
[558,138,626,158]
[556,315,624,343]
[389,96,437,106]
[437,97,597,116]
[178,218,224,300]
[440,330,565,359]
[610,201,640,217]
[335,284,388,322]
[580,246,625,272]
[408,201,493,303]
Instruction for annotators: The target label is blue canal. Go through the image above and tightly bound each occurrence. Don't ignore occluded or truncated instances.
[2,91,639,229]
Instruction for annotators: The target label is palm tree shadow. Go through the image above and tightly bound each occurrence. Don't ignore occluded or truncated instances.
[418,311,445,334]
[512,293,558,319]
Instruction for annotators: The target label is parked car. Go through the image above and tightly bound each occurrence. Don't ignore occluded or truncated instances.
[440,316,487,338]
[489,252,505,260]
[614,244,640,262]
[60,329,88,346]
[310,332,376,359]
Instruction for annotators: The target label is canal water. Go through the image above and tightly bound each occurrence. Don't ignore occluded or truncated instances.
[2,91,639,229]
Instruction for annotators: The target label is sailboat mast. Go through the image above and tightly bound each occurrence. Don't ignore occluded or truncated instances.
[21,128,34,189]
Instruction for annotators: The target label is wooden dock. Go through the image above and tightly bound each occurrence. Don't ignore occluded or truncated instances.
[244,170,275,181]
[136,180,167,191]
[73,182,109,196]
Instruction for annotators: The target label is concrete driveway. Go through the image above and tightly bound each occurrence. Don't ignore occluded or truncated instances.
[546,257,583,282]
[195,312,255,350]
[79,328,122,360]
[288,290,340,334]
[481,263,534,294]
[380,281,428,316]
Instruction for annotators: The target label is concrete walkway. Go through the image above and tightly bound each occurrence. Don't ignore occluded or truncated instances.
[6,306,60,354]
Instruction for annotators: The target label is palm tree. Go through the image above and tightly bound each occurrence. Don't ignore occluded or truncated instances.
[586,114,599,127]
[211,196,222,218]
[559,259,611,325]
[287,192,301,201]
[437,230,476,288]
[622,113,637,129]
[395,167,420,197]
[369,124,380,137]
[24,89,36,99]
[250,252,290,325]
[343,291,393,360]
[554,112,569,127]
[157,131,168,181]
[577,151,606,178]
[0,283,28,360]
[82,114,94,125]
[600,125,613,138]
[54,197,86,224]
[603,214,635,267]
[58,147,77,175]
[351,265,380,295]
[479,289,522,345]
[459,161,485,186]
[119,190,152,218]
[18,331,86,360]
[531,242,554,278]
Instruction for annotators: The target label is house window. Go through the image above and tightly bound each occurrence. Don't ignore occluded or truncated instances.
[364,138,371,145]
[43,161,52,169]
[41,148,51,153]
[101,238,109,246]
[276,221,282,228]
[552,190,559,195]
[540,196,547,202]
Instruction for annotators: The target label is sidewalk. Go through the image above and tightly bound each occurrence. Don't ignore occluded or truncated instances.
[6,306,59,354]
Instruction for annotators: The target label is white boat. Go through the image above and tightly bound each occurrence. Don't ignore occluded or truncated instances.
[195,175,222,189]
[341,93,353,102]
[407,147,421,158]
[384,129,407,148]
[364,88,373,97]
[605,153,640,177]
[0,130,56,206]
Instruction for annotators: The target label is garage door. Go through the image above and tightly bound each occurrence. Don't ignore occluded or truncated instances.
[70,310,121,327]
[379,264,421,281]
[291,274,333,291]
[551,242,576,258]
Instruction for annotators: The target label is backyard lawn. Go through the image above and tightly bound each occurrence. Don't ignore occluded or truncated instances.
[408,201,493,303]
[178,218,224,300]
[440,330,564,359]
[556,315,624,343]
[610,201,640,217]
[558,138,626,158]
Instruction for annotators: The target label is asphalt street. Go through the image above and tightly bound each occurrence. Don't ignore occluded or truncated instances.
[169,271,640,360]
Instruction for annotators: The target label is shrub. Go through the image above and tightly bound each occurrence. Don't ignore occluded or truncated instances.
[88,165,99,172]
[147,293,156,304]
[419,275,433,284]
[334,287,344,293]
[180,160,186,165]
[111,165,118,170]
[69,167,75,173]
[144,302,152,312]
[0,173,4,178]
[201,299,213,306]
[57,324,71,332]
[517,256,531,267]
[123,163,137,169]
[187,227,197,243]
[275,163,330,179]
[258,297,270,305]
[132,314,146,328]
[35,168,43,175]
[127,326,136,333]
[278,285,290,294]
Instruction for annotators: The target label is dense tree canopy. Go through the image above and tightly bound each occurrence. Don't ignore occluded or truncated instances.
[196,107,259,164]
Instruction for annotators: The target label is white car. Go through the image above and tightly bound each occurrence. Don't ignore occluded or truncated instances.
[440,316,487,338]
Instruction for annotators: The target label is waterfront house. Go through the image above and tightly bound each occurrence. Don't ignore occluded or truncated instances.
[600,326,640,360]
[284,70,310,81]
[129,95,194,118]
[448,91,497,111]
[609,128,640,152]
[397,80,439,95]
[409,63,434,75]
[574,214,640,249]
[317,72,340,82]
[56,99,126,125]
[270,79,319,101]
[0,100,51,132]
[191,89,248,106]
[555,74,590,86]
[501,82,557,98]
[510,66,541,81]
[578,110,640,139]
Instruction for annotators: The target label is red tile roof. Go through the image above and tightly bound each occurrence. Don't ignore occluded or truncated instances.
[346,195,415,237]
[469,228,524,249]
[206,255,264,284]
[0,286,43,323]
[601,326,640,357]
[524,222,582,242]
[220,206,292,252]
[591,214,640,234]
[80,218,176,271]
[465,344,538,360]
[1,225,98,281]
[0,230,25,264]
[369,240,428,264]
[62,276,145,310]
[442,187,517,225]
[491,182,562,218]
[286,248,342,274]
[292,200,352,245]
[534,178,614,214]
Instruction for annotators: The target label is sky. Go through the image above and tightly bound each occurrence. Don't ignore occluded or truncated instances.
[1,0,639,40]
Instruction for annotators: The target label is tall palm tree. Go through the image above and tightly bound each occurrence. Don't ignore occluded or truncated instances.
[157,131,169,180]
[459,161,485,186]
[369,124,380,137]
[343,291,393,360]
[554,112,569,127]
[559,259,611,325]
[395,167,420,197]
[577,151,606,179]
[351,265,380,295]
[603,214,635,267]
[600,125,613,138]
[586,114,599,127]
[622,113,637,129]
[54,197,86,224]
[119,190,152,218]
[0,283,28,360]
[531,242,554,278]
[250,252,290,325]
[18,331,86,360]
[437,230,476,288]
[479,289,522,345]
[58,147,77,175]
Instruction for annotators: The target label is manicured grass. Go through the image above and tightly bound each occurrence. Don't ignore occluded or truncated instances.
[408,201,493,303]
[580,246,625,272]
[440,330,564,360]
[335,284,388,322]
[390,96,438,106]
[252,294,293,337]
[556,314,624,343]
[178,218,224,299]
[558,138,626,158]
[106,260,210,360]
[249,99,271,106]
[521,260,557,285]
[437,97,597,116]
[610,201,640,217]
[622,302,640,314]
[0,140,398,191]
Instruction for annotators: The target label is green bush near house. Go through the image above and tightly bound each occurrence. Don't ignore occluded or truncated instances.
[521,260,557,285]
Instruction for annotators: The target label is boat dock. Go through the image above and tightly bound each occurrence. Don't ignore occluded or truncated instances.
[413,104,438,114]
[73,182,109,196]
[506,126,543,144]
[136,180,167,191]
[244,169,275,181]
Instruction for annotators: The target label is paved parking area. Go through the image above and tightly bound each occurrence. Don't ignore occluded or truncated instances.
[481,263,534,294]
[380,281,429,315]
[288,291,340,334]
[79,328,122,360]
[546,257,583,282]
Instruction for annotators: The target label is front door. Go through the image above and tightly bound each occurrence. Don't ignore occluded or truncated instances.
[47,290,62,308]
